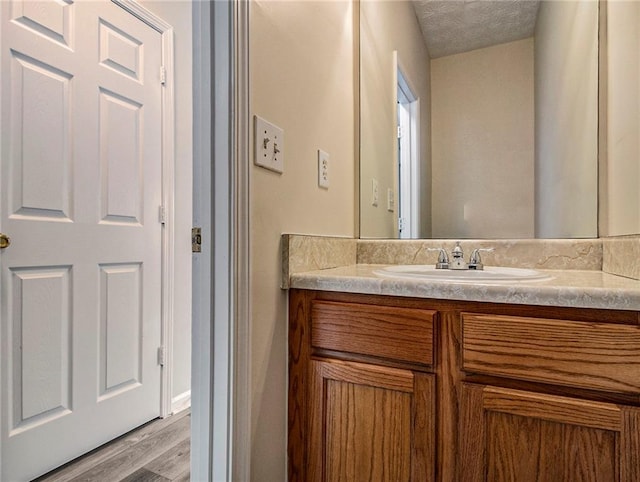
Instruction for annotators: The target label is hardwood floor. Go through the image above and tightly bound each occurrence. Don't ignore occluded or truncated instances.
[35,410,190,482]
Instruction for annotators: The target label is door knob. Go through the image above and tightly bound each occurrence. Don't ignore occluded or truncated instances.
[0,233,10,249]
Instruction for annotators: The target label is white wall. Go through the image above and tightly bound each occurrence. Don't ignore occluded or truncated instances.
[431,39,535,239]
[360,0,431,238]
[250,1,356,479]
[602,0,640,236]
[535,0,598,238]
[139,0,192,404]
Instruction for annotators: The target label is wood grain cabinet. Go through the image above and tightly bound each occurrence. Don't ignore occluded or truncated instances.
[459,383,640,482]
[308,360,435,482]
[288,289,640,482]
[461,313,640,394]
[289,291,436,482]
[459,312,640,482]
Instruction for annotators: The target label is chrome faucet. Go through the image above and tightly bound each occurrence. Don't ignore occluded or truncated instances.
[468,248,495,270]
[427,247,449,269]
[429,243,495,270]
[449,242,467,270]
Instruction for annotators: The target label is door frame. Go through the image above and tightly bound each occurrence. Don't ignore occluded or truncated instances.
[192,1,251,480]
[395,55,421,239]
[111,0,176,419]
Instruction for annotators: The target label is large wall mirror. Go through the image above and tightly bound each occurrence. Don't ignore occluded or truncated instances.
[359,0,601,239]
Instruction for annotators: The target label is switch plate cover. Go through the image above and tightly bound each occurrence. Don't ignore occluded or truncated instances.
[254,115,284,173]
[318,149,329,188]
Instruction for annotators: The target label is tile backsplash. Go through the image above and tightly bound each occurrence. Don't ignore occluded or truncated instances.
[357,239,602,270]
[603,235,640,280]
[281,234,357,288]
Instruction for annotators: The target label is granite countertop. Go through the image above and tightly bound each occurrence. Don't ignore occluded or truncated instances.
[289,264,640,311]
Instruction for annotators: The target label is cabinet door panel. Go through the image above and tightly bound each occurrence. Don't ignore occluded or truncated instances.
[312,300,435,366]
[309,359,434,482]
[462,313,640,393]
[325,379,411,481]
[487,411,616,482]
[460,383,640,482]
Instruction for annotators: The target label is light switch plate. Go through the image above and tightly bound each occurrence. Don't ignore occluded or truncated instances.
[318,149,329,189]
[387,188,395,212]
[254,115,284,173]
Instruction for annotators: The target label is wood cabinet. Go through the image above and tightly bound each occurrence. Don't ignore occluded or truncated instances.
[308,359,434,482]
[289,291,436,482]
[461,312,640,394]
[459,311,640,482]
[288,289,640,482]
[459,383,640,482]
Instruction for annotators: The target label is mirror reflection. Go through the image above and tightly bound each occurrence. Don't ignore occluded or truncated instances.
[359,0,598,239]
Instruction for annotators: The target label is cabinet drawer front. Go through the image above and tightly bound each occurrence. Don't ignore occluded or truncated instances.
[462,313,640,394]
[311,301,435,366]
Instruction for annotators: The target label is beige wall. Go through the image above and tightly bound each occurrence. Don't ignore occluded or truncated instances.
[431,39,535,239]
[360,0,431,238]
[250,1,356,479]
[602,0,640,236]
[535,0,598,238]
[140,0,192,403]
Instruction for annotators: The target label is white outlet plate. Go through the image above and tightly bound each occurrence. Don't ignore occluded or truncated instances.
[387,188,395,212]
[318,149,329,189]
[254,115,284,173]
[372,178,379,206]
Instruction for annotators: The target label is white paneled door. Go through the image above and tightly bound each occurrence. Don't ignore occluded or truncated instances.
[0,1,165,480]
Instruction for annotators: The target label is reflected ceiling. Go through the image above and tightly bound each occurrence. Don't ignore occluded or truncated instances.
[413,0,541,58]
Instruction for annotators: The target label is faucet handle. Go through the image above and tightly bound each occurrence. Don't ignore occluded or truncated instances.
[427,247,449,269]
[468,248,495,270]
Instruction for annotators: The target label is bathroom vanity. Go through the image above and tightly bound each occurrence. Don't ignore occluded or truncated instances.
[287,265,640,481]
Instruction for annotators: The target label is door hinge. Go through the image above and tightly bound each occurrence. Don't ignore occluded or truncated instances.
[397,125,402,139]
[159,205,166,224]
[192,227,202,253]
[157,346,166,366]
[160,66,166,85]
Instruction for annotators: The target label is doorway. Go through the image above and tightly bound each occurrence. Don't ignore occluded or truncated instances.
[2,0,246,479]
[396,66,421,239]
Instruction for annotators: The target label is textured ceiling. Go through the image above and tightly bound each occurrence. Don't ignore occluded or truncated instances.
[413,0,541,58]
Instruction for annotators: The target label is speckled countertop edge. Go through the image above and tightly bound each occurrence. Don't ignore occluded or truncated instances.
[289,264,640,311]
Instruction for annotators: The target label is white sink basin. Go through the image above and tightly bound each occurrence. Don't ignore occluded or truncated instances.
[373,265,552,283]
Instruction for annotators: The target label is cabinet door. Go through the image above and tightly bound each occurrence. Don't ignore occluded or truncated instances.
[460,383,640,482]
[308,359,434,482]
